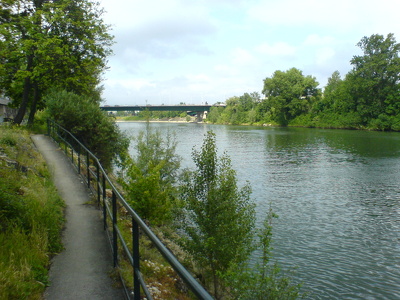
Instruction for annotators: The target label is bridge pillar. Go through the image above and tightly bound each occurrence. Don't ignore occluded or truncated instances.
[196,111,207,122]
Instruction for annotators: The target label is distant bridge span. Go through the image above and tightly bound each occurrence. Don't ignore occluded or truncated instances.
[100,104,224,121]
[100,104,220,112]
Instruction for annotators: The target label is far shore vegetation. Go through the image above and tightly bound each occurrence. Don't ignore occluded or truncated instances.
[206,34,400,132]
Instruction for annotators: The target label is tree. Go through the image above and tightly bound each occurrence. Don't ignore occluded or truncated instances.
[179,131,255,299]
[346,33,400,124]
[262,68,321,125]
[119,125,181,225]
[0,0,113,124]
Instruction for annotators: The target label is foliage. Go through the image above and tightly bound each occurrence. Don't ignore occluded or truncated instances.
[179,131,256,299]
[119,124,181,225]
[44,89,129,169]
[140,110,188,119]
[223,208,304,299]
[0,0,113,124]
[346,33,400,125]
[0,126,64,299]
[208,93,261,125]
[262,68,321,125]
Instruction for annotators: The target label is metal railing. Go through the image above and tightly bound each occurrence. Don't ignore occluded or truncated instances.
[47,119,213,300]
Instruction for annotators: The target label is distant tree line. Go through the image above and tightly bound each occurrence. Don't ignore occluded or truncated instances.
[208,33,400,131]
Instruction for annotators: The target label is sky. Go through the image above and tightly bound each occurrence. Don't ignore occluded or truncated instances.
[98,0,400,106]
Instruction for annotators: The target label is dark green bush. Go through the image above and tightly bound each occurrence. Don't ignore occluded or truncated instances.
[44,89,129,169]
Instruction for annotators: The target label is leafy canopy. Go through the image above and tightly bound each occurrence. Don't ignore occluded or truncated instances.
[262,68,321,125]
[0,0,113,124]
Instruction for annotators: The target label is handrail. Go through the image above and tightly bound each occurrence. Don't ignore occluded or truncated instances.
[47,119,213,300]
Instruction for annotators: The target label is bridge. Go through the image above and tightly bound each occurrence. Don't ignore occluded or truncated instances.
[100,104,223,122]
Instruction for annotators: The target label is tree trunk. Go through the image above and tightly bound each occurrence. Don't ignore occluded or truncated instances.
[14,54,34,125]
[27,82,40,125]
[212,263,220,300]
[14,77,31,124]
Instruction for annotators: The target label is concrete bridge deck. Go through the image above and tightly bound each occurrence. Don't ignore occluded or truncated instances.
[100,104,223,112]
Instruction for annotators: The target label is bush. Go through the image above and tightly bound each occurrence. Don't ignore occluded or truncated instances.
[44,89,129,169]
[119,126,181,225]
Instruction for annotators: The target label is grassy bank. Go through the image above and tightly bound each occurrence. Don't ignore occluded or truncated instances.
[0,125,64,299]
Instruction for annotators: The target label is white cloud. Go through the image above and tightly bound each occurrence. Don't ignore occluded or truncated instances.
[315,47,336,66]
[256,42,297,56]
[248,0,400,35]
[102,0,216,63]
[231,48,255,65]
[303,35,336,47]
[106,78,155,90]
[213,64,239,76]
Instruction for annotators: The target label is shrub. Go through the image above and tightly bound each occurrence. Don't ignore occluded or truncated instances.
[119,126,181,225]
[44,89,129,169]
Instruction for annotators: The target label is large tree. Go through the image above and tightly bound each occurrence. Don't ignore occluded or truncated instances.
[0,0,113,124]
[262,68,320,125]
[346,33,400,123]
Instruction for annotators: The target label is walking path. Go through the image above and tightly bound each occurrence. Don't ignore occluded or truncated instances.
[32,135,125,300]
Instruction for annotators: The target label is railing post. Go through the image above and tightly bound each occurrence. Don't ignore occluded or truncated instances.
[87,151,90,188]
[132,218,141,300]
[78,145,81,175]
[112,191,118,267]
[103,173,107,230]
[47,119,50,137]
[56,125,59,144]
[96,163,101,206]
[64,135,67,154]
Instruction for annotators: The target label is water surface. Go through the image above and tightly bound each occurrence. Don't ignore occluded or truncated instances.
[119,122,400,299]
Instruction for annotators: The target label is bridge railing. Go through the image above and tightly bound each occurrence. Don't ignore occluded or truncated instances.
[47,119,212,300]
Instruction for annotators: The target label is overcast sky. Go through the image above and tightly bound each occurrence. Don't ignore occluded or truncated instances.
[98,0,400,106]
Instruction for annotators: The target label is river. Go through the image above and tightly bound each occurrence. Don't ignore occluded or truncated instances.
[118,122,400,299]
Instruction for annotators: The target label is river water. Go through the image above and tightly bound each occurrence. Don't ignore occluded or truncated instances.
[118,122,400,299]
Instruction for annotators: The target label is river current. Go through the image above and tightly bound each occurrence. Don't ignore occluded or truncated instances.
[118,122,400,299]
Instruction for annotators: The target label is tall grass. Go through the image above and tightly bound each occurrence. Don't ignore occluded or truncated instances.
[0,125,64,299]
